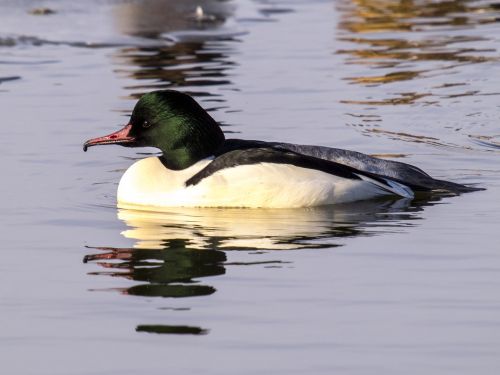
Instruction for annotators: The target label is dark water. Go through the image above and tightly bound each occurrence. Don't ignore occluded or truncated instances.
[1,0,500,374]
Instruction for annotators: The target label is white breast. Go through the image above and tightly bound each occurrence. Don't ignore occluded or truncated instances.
[117,156,407,209]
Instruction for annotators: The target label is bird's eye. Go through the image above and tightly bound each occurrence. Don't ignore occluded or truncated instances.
[142,120,151,128]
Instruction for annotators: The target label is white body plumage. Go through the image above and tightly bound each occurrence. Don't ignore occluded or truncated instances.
[117,157,413,209]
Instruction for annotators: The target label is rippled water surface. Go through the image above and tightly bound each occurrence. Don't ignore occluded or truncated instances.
[1,0,500,374]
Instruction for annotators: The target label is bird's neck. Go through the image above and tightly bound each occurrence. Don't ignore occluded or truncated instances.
[158,137,224,170]
[159,148,207,170]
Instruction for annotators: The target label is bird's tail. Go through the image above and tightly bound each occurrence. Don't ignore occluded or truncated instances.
[427,178,485,193]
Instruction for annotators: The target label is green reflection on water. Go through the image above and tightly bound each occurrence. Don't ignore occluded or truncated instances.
[136,324,208,335]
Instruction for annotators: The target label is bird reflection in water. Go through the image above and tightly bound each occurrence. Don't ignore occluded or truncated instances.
[84,241,224,335]
[84,195,445,335]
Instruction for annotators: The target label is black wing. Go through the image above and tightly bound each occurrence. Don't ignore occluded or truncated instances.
[212,139,482,193]
[185,146,414,197]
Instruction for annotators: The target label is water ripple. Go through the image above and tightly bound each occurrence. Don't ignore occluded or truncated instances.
[336,0,500,153]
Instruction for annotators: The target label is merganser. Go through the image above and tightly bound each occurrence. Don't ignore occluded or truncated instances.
[83,90,482,208]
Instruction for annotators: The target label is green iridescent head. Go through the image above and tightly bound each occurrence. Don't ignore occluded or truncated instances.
[84,90,225,170]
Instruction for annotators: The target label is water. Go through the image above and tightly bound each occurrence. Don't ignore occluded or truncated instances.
[1,0,500,374]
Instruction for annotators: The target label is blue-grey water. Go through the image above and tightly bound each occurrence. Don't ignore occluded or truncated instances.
[1,0,500,374]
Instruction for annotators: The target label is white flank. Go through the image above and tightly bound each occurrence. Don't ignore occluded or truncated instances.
[117,157,414,209]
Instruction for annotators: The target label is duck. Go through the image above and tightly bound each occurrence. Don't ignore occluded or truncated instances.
[83,90,482,208]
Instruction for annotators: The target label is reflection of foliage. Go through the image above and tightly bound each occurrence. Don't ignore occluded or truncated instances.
[337,0,499,93]
[339,0,500,33]
[110,0,237,100]
[115,42,234,98]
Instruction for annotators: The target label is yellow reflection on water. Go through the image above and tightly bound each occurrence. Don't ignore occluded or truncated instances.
[337,0,500,150]
[337,0,499,87]
[339,0,500,34]
[116,199,425,251]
